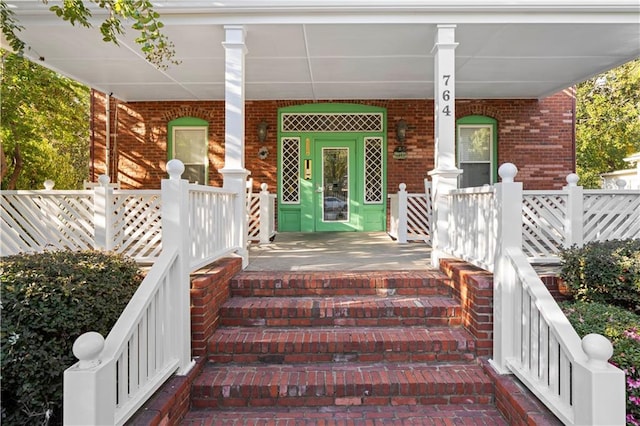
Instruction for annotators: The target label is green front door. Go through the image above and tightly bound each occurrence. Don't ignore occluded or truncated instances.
[314,140,357,231]
[277,103,387,233]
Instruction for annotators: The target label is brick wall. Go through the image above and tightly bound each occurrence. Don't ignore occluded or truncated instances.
[90,91,575,191]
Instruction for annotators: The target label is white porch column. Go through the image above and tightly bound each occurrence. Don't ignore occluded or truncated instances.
[221,25,250,267]
[428,25,463,267]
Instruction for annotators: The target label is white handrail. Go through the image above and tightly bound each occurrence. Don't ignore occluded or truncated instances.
[63,247,186,425]
[488,164,626,425]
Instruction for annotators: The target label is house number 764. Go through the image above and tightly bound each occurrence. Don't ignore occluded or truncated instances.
[441,74,452,116]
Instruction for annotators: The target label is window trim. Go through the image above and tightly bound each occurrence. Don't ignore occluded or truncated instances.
[167,117,209,184]
[456,115,498,186]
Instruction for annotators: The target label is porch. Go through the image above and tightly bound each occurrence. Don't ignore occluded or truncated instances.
[245,232,432,271]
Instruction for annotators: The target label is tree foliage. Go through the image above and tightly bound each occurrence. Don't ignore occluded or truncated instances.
[1,0,178,70]
[575,59,640,188]
[1,51,90,190]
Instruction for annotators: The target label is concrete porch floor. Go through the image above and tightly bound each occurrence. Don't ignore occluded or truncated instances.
[245,232,432,271]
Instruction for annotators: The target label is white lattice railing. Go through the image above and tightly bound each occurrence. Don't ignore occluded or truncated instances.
[1,180,162,263]
[1,179,276,263]
[444,173,640,265]
[521,190,566,260]
[583,190,640,242]
[388,179,432,244]
[248,184,277,244]
[1,190,95,253]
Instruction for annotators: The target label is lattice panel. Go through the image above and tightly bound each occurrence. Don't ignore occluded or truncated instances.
[583,192,640,241]
[247,195,261,240]
[521,193,566,258]
[364,137,384,203]
[1,192,94,255]
[281,113,383,132]
[281,137,300,203]
[407,194,432,243]
[111,191,162,261]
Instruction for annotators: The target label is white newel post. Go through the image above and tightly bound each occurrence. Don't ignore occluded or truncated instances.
[563,173,584,248]
[490,163,523,374]
[161,160,194,374]
[429,25,462,266]
[573,334,626,425]
[398,183,408,244]
[63,332,115,425]
[259,183,271,244]
[221,25,250,268]
[93,174,113,251]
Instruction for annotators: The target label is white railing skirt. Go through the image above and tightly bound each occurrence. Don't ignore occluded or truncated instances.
[446,186,496,271]
[188,186,238,271]
[63,247,187,426]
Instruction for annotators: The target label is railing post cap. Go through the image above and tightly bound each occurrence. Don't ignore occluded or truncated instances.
[566,173,580,187]
[98,174,111,187]
[399,183,407,191]
[73,331,105,369]
[43,179,55,190]
[498,163,518,182]
[166,159,185,180]
[260,182,268,192]
[615,178,627,189]
[582,333,613,368]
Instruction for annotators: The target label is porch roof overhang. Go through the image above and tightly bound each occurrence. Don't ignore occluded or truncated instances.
[4,0,639,102]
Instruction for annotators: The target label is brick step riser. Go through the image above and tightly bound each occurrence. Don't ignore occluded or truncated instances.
[210,351,475,365]
[191,365,494,409]
[230,276,453,298]
[208,328,475,365]
[191,393,494,409]
[221,316,461,327]
[220,294,463,326]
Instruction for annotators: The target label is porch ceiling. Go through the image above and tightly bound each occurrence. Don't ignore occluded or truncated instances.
[5,1,640,102]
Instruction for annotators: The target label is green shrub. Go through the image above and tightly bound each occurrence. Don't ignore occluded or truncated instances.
[561,301,640,425]
[1,250,142,426]
[560,239,640,312]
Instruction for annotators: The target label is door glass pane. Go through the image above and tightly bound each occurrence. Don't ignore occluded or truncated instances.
[322,148,349,222]
[174,127,207,184]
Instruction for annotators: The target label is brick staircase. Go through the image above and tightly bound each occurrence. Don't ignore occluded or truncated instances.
[128,258,561,425]
[182,269,506,424]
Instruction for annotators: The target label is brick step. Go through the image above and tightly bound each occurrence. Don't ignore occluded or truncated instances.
[209,326,475,364]
[230,270,452,297]
[220,295,462,328]
[191,362,493,409]
[181,404,509,425]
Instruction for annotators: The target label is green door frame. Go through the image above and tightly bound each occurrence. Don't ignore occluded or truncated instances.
[277,103,387,233]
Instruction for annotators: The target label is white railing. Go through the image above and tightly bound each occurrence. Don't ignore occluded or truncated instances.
[388,179,432,243]
[443,163,626,425]
[188,185,237,271]
[1,175,162,263]
[498,247,625,425]
[445,185,496,270]
[444,174,640,266]
[63,247,187,425]
[248,183,277,244]
[63,160,244,425]
[1,177,277,263]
